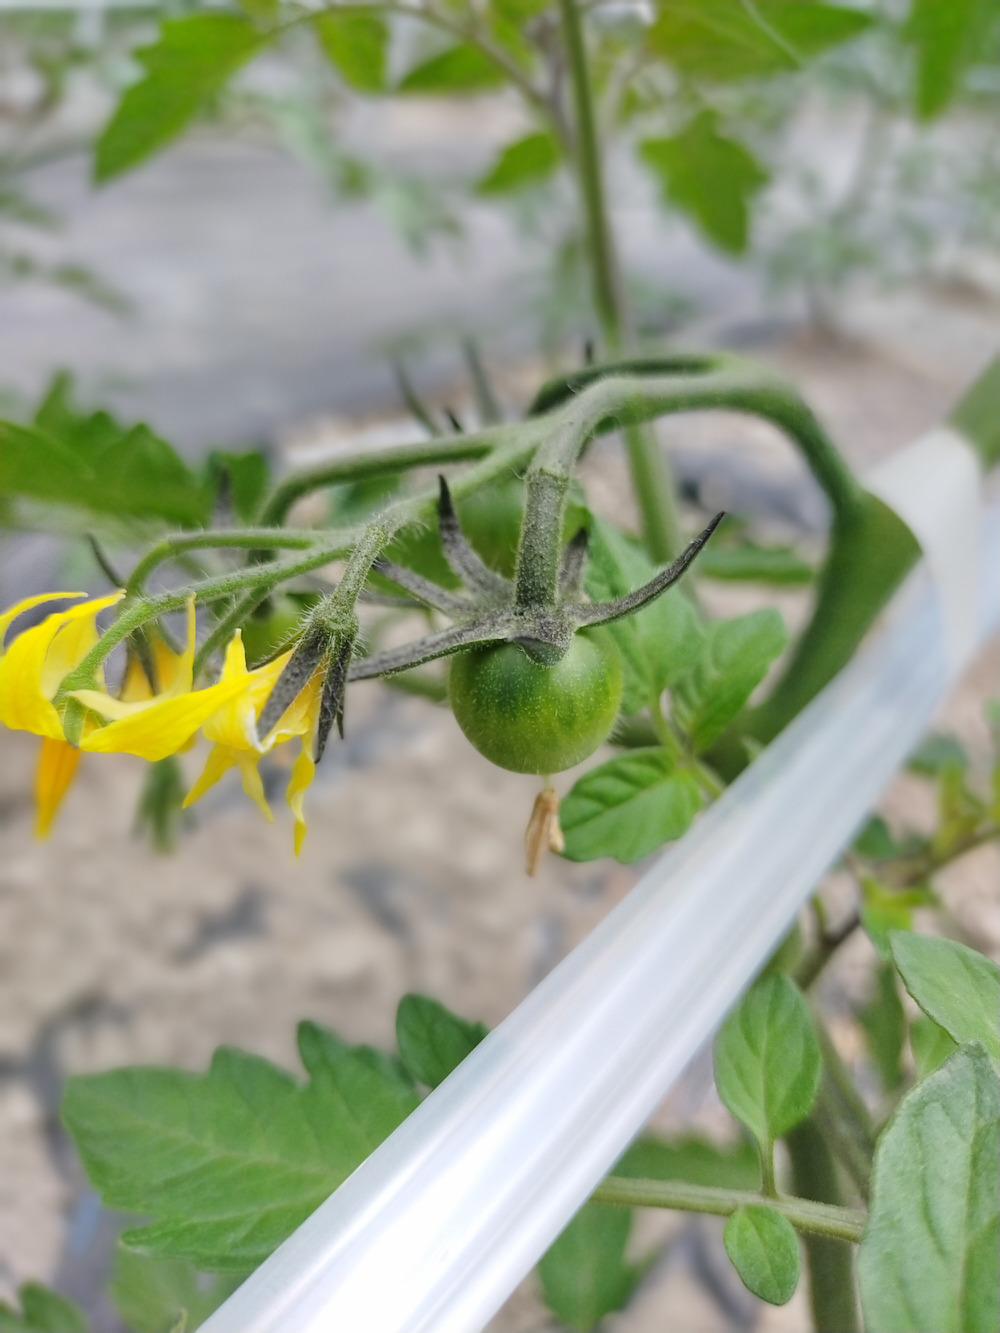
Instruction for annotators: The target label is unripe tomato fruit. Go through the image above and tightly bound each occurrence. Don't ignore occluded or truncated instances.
[448,629,623,775]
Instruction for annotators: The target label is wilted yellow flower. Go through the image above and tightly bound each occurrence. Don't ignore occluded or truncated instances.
[182,631,322,855]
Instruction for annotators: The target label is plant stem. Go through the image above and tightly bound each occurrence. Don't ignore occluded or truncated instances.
[258,432,500,527]
[593,1176,865,1244]
[127,529,331,598]
[556,0,682,560]
[786,1119,861,1331]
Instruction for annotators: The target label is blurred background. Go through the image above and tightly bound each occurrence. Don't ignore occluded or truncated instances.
[0,2,998,1330]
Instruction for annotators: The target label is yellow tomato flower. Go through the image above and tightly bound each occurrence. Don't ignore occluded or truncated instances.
[182,631,322,855]
[0,591,248,836]
[0,590,124,835]
[69,599,249,761]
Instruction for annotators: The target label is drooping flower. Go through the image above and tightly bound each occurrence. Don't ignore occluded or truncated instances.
[182,631,322,854]
[0,592,245,835]
[0,590,123,834]
[69,599,249,761]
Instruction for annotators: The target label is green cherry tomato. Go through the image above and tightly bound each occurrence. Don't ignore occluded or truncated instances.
[448,629,623,775]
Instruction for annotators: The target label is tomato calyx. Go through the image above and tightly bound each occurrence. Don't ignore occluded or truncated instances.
[347,476,724,682]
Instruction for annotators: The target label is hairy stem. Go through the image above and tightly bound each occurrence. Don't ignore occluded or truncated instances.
[593,1176,865,1244]
[127,529,330,598]
[786,1119,862,1330]
[556,0,681,558]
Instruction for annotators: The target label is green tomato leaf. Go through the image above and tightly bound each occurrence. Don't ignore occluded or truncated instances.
[398,45,507,94]
[476,131,560,194]
[62,1034,419,1272]
[890,932,1000,1062]
[95,15,265,181]
[853,814,904,862]
[209,449,270,524]
[313,10,388,92]
[585,518,705,713]
[1,374,213,526]
[910,1015,959,1081]
[615,1133,760,1189]
[905,0,1000,119]
[0,1285,88,1333]
[396,993,489,1088]
[859,960,906,1093]
[647,0,872,82]
[560,749,702,864]
[672,607,788,750]
[109,1247,239,1333]
[697,541,814,585]
[640,112,769,254]
[537,1202,641,1332]
[907,731,970,776]
[723,1205,800,1305]
[860,877,937,959]
[713,973,822,1145]
[857,1042,1000,1333]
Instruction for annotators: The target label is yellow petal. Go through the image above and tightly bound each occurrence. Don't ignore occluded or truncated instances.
[1,592,85,649]
[78,675,248,760]
[266,670,323,747]
[39,590,125,699]
[287,743,316,856]
[0,591,124,738]
[163,597,197,697]
[237,752,274,823]
[34,737,81,838]
[183,743,239,809]
[203,636,290,752]
[120,651,155,703]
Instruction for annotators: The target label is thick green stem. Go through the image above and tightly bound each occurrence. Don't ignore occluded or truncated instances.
[786,1119,861,1331]
[556,0,682,559]
[258,433,499,527]
[593,1176,865,1244]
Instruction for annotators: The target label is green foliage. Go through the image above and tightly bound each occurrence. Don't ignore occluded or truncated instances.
[398,46,507,94]
[907,731,970,777]
[0,1285,88,1333]
[723,1205,800,1305]
[857,1042,1000,1332]
[559,749,702,863]
[313,10,389,93]
[585,518,704,714]
[210,449,271,524]
[639,112,769,254]
[859,878,936,959]
[615,1133,760,1189]
[647,0,872,82]
[133,756,188,855]
[476,132,561,194]
[109,1247,238,1333]
[910,1015,958,1081]
[906,0,1000,119]
[95,15,265,181]
[396,993,489,1088]
[890,932,1000,1061]
[537,1203,641,1332]
[860,960,906,1093]
[62,1027,419,1271]
[697,540,814,585]
[714,973,822,1147]
[672,608,788,750]
[0,374,213,527]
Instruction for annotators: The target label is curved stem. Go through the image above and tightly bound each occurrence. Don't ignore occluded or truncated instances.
[257,429,504,527]
[127,529,330,598]
[593,1176,865,1244]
